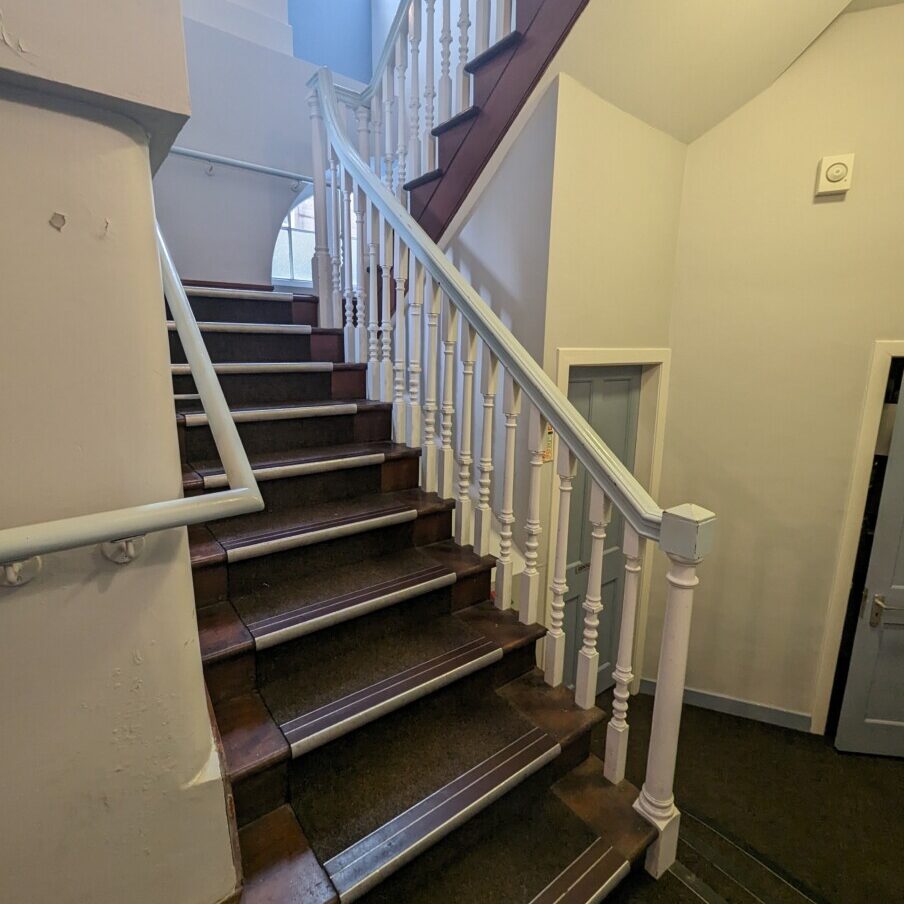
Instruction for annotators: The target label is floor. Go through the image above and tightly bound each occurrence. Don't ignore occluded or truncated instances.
[593,692,904,904]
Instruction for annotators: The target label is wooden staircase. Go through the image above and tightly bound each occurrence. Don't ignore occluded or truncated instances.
[171,284,655,903]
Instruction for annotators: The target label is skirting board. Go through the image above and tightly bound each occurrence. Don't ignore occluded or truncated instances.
[638,680,812,733]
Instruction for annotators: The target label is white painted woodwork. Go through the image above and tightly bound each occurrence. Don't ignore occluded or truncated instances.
[393,239,410,442]
[517,406,548,625]
[423,0,438,171]
[382,64,394,190]
[408,2,422,183]
[438,298,460,499]
[407,259,425,447]
[495,374,521,610]
[455,320,478,546]
[367,204,381,399]
[474,347,499,557]
[355,108,371,364]
[307,93,333,322]
[439,0,453,124]
[456,1,471,114]
[422,278,442,492]
[574,483,612,709]
[545,443,577,687]
[605,523,642,784]
[395,30,408,198]
[379,215,394,401]
[329,153,343,332]
[495,0,513,42]
[476,0,491,55]
[341,165,355,362]
[369,93,382,177]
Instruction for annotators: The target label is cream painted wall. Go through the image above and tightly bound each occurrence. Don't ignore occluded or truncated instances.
[648,3,904,720]
[0,92,237,904]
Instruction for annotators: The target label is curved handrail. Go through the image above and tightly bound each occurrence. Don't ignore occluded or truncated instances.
[335,0,410,107]
[312,68,664,540]
[0,226,263,565]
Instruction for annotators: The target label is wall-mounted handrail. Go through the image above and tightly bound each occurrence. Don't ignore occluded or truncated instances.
[0,225,264,566]
[170,145,313,186]
[312,67,664,540]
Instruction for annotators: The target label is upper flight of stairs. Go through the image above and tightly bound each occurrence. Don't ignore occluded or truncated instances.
[170,283,655,903]
[404,0,590,241]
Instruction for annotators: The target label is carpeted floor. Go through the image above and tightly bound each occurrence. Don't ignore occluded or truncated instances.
[594,691,904,904]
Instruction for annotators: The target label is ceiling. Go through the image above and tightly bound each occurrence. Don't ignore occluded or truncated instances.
[556,0,854,142]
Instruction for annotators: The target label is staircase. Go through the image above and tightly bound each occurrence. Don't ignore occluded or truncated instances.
[172,284,656,902]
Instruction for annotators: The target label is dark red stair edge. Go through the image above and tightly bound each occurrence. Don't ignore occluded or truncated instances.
[432,104,480,137]
[464,29,523,74]
[403,167,444,192]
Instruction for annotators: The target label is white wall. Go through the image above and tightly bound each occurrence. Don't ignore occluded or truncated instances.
[0,91,236,904]
[646,3,904,721]
[154,18,365,285]
[183,0,294,53]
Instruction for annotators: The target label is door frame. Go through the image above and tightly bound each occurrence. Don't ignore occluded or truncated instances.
[811,340,904,734]
[544,347,671,695]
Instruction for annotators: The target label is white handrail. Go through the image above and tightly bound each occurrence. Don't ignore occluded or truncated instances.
[312,68,664,540]
[0,225,264,565]
[170,146,313,186]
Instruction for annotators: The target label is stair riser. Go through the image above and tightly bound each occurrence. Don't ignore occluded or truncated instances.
[182,408,391,459]
[168,297,307,325]
[173,369,366,407]
[220,510,453,599]
[189,457,420,513]
[234,763,289,829]
[169,330,319,364]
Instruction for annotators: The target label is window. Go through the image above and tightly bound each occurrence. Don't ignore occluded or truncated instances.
[272,194,358,286]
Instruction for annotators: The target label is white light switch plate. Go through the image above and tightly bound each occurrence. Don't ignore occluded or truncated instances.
[816,154,854,196]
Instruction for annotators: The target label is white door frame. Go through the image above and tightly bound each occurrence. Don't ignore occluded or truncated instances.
[811,340,904,734]
[545,347,671,695]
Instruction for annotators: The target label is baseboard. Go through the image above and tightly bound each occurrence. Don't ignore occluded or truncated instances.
[638,680,812,733]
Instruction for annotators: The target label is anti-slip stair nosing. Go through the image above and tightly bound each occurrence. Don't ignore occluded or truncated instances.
[223,507,418,563]
[283,640,502,757]
[528,839,628,904]
[172,362,335,375]
[184,403,358,427]
[185,286,295,301]
[280,636,496,733]
[167,320,313,335]
[328,731,561,902]
[250,568,455,649]
[202,452,386,489]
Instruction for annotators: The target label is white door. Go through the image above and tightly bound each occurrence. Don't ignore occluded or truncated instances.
[836,383,904,756]
[563,365,641,693]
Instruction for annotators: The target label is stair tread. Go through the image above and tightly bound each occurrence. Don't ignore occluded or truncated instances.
[172,362,364,374]
[216,691,289,782]
[260,608,494,747]
[188,441,418,481]
[231,540,489,642]
[167,319,313,334]
[205,488,452,552]
[181,398,389,427]
[239,805,338,904]
[432,103,480,136]
[356,776,602,904]
[464,29,523,73]
[290,677,553,869]
[184,286,296,301]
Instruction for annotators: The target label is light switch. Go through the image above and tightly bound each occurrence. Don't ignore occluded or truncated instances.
[816,154,854,196]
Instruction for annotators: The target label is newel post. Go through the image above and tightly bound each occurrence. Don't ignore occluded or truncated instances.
[634,504,716,878]
[307,91,333,323]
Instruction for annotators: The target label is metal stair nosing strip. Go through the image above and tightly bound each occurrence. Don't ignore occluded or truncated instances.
[325,728,561,903]
[280,635,501,757]
[183,403,359,427]
[528,838,630,904]
[171,362,335,375]
[201,452,387,489]
[184,286,296,301]
[248,563,455,649]
[223,504,417,563]
[166,320,313,335]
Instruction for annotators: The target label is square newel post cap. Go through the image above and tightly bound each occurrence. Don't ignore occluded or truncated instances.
[659,504,716,563]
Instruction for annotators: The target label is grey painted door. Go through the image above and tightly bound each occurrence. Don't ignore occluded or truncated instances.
[563,365,642,693]
[836,387,904,756]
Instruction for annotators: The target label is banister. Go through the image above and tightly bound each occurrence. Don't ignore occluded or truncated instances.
[311,67,665,540]
[0,226,264,566]
[169,146,313,186]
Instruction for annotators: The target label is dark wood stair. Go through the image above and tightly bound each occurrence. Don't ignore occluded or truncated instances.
[168,281,650,903]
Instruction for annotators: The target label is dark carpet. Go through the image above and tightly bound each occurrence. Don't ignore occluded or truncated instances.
[594,691,904,904]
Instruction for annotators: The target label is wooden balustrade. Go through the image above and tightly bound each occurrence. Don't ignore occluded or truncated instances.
[312,43,717,880]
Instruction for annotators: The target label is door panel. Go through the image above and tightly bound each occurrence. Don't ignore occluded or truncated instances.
[564,366,641,692]
[836,373,904,756]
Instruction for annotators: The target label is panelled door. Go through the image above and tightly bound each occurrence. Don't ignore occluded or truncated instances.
[563,365,642,693]
[836,380,904,756]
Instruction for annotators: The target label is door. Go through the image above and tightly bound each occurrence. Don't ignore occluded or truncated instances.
[563,365,642,693]
[836,380,904,756]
